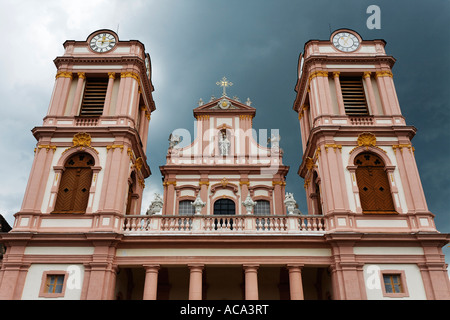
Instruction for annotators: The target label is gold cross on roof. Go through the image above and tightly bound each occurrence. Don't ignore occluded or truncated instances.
[216,77,233,97]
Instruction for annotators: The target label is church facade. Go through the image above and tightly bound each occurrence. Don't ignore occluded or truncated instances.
[0,29,448,300]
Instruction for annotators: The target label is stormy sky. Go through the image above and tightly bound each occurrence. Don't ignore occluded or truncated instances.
[0,0,449,265]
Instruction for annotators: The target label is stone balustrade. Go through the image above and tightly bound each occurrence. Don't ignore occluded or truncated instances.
[122,214,326,234]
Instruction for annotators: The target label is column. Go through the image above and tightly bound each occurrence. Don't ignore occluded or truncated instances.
[143,265,160,300]
[100,145,130,213]
[333,72,346,115]
[48,71,73,116]
[20,144,55,213]
[398,145,428,211]
[243,264,259,300]
[102,72,116,116]
[188,264,204,300]
[272,181,284,215]
[287,265,304,300]
[141,109,151,153]
[375,71,392,115]
[363,72,379,115]
[70,72,86,116]
[164,181,176,215]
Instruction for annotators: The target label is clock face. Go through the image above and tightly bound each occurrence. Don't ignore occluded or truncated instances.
[90,32,116,53]
[332,32,360,52]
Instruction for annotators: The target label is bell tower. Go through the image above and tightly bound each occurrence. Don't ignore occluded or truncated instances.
[294,29,435,232]
[14,29,155,233]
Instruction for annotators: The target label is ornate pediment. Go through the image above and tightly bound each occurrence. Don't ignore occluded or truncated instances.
[193,96,256,119]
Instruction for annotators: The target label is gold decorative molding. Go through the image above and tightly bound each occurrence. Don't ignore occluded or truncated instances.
[72,133,92,148]
[55,71,73,80]
[121,72,140,82]
[357,132,377,148]
[163,181,177,187]
[199,181,210,186]
[272,181,286,186]
[141,107,151,120]
[220,178,229,188]
[35,145,57,153]
[239,115,253,120]
[304,179,310,189]
[375,71,393,78]
[332,71,340,78]
[324,144,342,153]
[77,72,86,80]
[393,144,415,154]
[312,146,321,161]
[298,104,309,120]
[108,72,116,79]
[309,70,328,81]
[239,181,250,186]
[127,148,134,161]
[63,133,98,154]
[106,145,124,152]
[349,132,386,154]
[196,115,210,121]
[138,178,145,189]
[363,71,372,79]
[305,157,316,170]
[134,157,144,171]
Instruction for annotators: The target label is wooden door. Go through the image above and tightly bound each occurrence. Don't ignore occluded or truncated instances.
[54,153,94,213]
[355,153,396,214]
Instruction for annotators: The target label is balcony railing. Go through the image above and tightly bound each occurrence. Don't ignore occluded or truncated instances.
[122,214,326,234]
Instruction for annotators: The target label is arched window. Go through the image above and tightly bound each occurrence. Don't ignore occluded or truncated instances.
[213,199,235,215]
[179,200,195,216]
[354,152,395,214]
[54,153,94,213]
[254,200,270,215]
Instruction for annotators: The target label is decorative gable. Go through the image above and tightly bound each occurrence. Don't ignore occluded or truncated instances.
[194,96,256,117]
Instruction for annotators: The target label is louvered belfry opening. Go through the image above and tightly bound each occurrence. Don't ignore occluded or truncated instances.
[354,153,396,214]
[340,76,369,115]
[53,153,94,214]
[79,77,108,117]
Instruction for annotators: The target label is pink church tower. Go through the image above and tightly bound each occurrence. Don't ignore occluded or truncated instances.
[293,29,450,299]
[0,30,155,299]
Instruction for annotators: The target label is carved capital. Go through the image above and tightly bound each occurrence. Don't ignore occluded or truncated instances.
[121,71,140,82]
[55,71,73,80]
[375,70,393,78]
[309,70,329,81]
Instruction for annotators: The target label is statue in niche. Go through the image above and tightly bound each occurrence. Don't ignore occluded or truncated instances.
[218,130,230,156]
